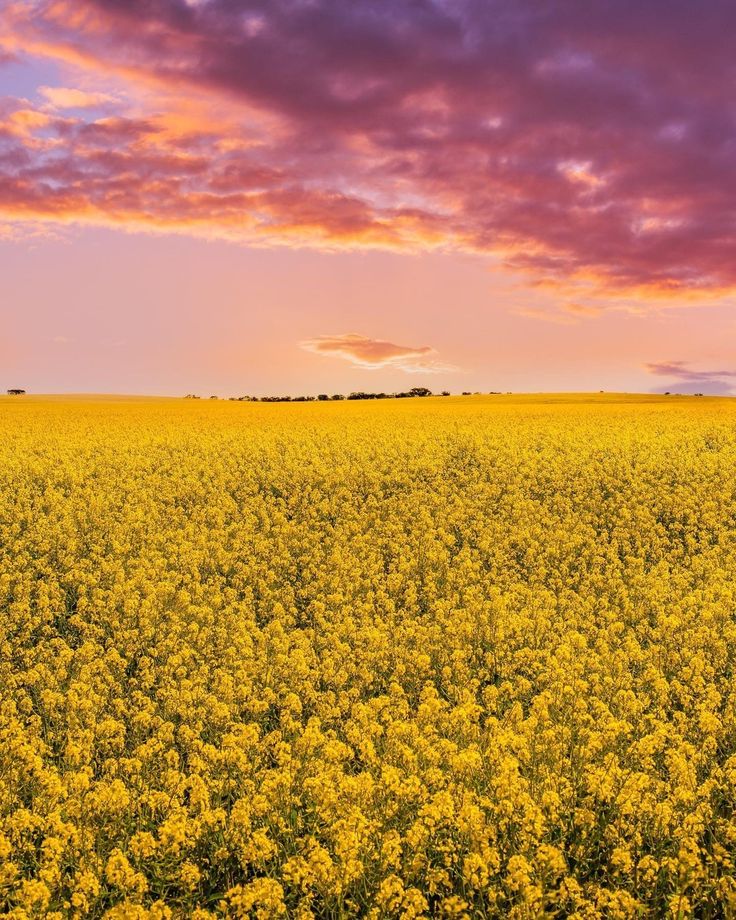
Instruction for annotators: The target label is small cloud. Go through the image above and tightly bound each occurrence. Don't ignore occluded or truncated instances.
[645,360,736,394]
[39,86,116,109]
[0,222,65,244]
[300,333,457,373]
[52,335,71,344]
[563,302,603,317]
[515,302,604,324]
[644,360,736,380]
[556,159,604,188]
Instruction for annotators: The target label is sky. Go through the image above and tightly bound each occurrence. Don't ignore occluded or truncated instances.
[1,0,735,395]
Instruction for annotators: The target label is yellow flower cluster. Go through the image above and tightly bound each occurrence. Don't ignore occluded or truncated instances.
[1,393,735,918]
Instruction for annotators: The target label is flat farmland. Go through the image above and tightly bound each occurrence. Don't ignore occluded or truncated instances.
[2,395,735,918]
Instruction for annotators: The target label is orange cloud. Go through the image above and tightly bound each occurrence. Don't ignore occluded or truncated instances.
[300,334,458,373]
[39,86,116,109]
[563,302,604,317]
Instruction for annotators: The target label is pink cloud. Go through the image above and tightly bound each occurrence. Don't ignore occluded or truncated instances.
[300,333,457,373]
[2,1,736,298]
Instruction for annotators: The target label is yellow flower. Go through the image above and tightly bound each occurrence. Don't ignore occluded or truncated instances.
[225,878,286,918]
[3,394,736,918]
[179,861,201,890]
[105,850,148,896]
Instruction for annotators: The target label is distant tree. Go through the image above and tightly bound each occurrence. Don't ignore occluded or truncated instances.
[235,389,455,402]
[7,389,26,395]
[209,395,218,400]
[462,391,472,396]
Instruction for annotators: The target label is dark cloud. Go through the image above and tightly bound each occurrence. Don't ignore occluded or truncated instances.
[4,0,736,295]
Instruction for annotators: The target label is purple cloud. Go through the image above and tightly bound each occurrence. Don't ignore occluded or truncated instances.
[3,0,736,296]
[645,360,736,394]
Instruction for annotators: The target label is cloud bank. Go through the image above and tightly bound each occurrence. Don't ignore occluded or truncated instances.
[2,0,736,297]
[301,334,456,373]
[645,361,736,394]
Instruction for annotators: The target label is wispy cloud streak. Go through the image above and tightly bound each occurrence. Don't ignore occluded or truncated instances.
[645,361,736,394]
[301,334,457,373]
[38,86,116,109]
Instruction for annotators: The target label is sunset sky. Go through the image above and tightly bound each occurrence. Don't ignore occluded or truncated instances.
[1,0,735,395]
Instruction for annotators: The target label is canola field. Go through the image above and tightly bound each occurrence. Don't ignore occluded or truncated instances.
[2,393,736,920]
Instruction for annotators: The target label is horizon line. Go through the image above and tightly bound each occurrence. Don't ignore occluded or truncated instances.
[2,391,731,400]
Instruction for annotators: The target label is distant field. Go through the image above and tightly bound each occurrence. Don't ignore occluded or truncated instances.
[2,395,735,918]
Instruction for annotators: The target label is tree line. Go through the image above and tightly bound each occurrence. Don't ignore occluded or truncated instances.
[184,387,453,402]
